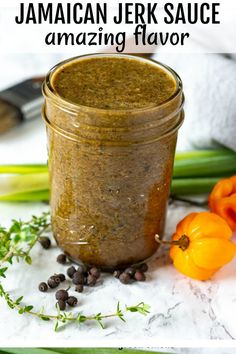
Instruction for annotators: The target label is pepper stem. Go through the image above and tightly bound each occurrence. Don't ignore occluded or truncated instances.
[155,234,190,251]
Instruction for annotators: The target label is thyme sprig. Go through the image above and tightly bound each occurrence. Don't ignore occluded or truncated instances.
[0,283,150,331]
[0,212,150,331]
[0,211,50,272]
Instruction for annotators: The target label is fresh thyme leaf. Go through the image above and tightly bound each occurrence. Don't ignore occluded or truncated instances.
[25,305,34,312]
[54,320,59,332]
[0,267,8,278]
[40,316,51,321]
[15,296,24,305]
[97,319,105,329]
[25,255,32,265]
[126,302,150,315]
[76,313,87,323]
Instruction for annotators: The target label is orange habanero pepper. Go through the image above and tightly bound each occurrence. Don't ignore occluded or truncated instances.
[157,212,236,280]
[209,175,236,231]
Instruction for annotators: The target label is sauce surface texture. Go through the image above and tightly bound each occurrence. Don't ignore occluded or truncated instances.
[52,56,176,110]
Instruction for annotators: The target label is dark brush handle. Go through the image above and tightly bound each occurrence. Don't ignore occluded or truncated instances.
[0,77,44,133]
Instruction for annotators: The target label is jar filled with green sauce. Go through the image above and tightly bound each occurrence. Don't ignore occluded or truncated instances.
[42,54,184,270]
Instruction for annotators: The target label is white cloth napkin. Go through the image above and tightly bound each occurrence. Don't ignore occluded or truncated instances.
[154,53,236,152]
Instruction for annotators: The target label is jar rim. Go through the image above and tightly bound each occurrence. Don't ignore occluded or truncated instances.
[43,53,183,115]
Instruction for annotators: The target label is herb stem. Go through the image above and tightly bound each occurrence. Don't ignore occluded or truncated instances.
[0,284,149,330]
[0,249,15,265]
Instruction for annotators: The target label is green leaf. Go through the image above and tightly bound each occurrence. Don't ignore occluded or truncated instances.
[0,245,9,258]
[7,302,15,309]
[15,296,24,305]
[40,316,50,321]
[9,221,22,233]
[24,305,34,312]
[56,303,61,316]
[54,320,59,332]
[25,255,32,265]
[126,302,150,315]
[77,314,87,323]
[0,267,8,278]
[136,303,151,315]
[97,319,105,329]
[7,256,13,265]
[127,307,138,312]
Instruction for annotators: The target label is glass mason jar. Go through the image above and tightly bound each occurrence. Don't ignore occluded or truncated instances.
[42,54,184,270]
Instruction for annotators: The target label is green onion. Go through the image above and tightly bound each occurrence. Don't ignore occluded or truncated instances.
[0,177,219,201]
[171,177,220,195]
[0,189,49,202]
[0,349,172,354]
[173,154,236,178]
[1,350,61,354]
[174,148,232,160]
[0,172,49,202]
[0,164,48,174]
[0,173,48,196]
[46,349,169,354]
[0,149,235,201]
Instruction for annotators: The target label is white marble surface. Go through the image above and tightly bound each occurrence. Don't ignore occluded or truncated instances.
[0,54,236,351]
[0,200,236,348]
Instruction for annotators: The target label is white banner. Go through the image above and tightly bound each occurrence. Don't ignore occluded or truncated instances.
[0,0,235,53]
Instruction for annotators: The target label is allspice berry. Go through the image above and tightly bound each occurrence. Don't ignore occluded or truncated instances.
[113,270,121,278]
[57,254,67,264]
[90,267,101,279]
[67,266,76,278]
[138,263,148,273]
[55,289,69,301]
[72,271,84,285]
[47,277,58,289]
[134,271,146,281]
[57,300,66,311]
[83,276,88,286]
[87,274,97,286]
[67,296,78,307]
[119,272,132,284]
[38,282,48,292]
[75,284,84,293]
[53,275,61,285]
[58,273,66,282]
[124,267,136,277]
[77,264,88,274]
[39,237,51,250]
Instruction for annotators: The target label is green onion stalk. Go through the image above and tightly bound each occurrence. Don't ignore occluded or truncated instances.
[0,149,236,202]
[0,349,173,354]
